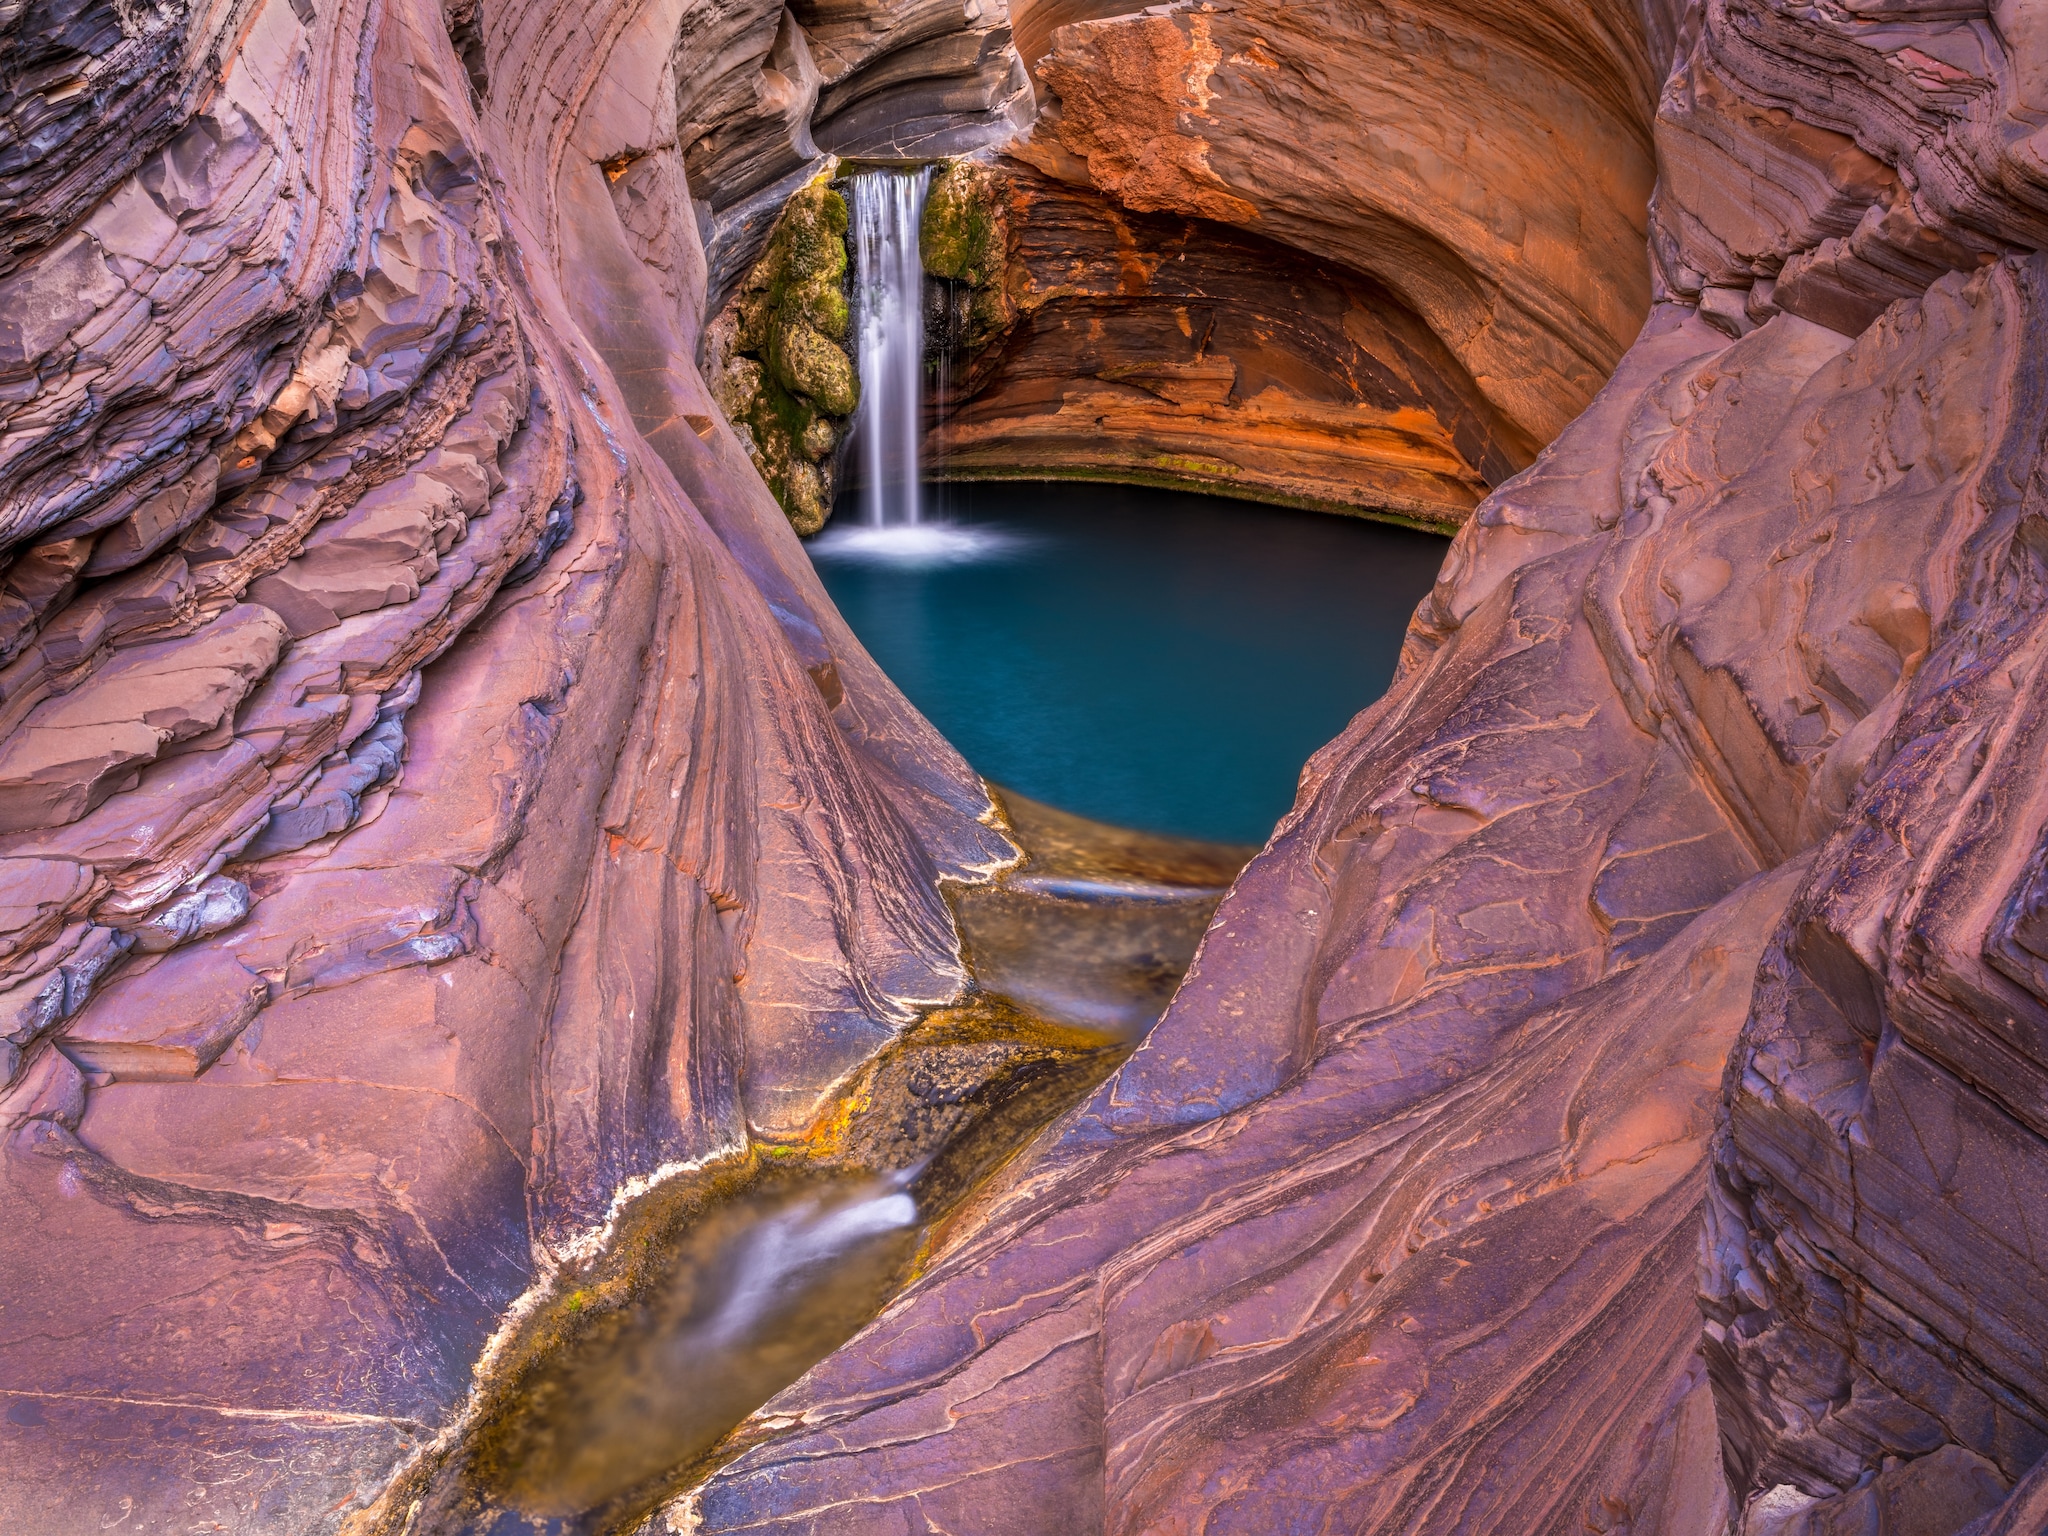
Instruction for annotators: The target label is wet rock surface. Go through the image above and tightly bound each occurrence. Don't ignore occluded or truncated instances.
[920,158,1017,357]
[707,178,858,533]
[0,0,1013,1524]
[336,793,1236,1536]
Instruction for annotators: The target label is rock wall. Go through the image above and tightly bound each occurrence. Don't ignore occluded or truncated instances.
[909,0,1661,528]
[0,0,1013,1526]
[677,4,2048,1536]
[1007,0,1662,457]
[924,162,1529,527]
[706,177,858,533]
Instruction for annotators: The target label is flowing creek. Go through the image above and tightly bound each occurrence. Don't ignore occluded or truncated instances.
[367,165,1448,1536]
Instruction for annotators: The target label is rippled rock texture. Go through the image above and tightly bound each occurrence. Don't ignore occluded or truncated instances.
[0,0,1015,1525]
[6,0,2048,1523]
[923,161,1530,526]
[920,0,1659,526]
[681,5,2048,1536]
[730,0,1657,534]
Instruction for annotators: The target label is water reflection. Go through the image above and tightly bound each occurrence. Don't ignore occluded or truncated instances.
[372,796,1247,1536]
[469,1171,924,1528]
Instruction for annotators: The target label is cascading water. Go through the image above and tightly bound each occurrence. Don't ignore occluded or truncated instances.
[818,165,999,563]
[846,167,933,528]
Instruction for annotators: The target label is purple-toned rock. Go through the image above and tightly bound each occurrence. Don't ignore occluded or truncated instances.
[0,0,1011,1523]
[673,0,2048,1527]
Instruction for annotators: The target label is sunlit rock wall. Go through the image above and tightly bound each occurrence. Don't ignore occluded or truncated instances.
[917,0,1661,527]
[1007,0,1661,452]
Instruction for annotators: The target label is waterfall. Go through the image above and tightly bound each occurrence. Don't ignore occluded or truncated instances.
[846,167,932,527]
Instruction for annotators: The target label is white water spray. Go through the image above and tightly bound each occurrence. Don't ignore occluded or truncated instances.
[846,167,932,527]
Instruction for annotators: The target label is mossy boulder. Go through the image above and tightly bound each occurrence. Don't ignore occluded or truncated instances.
[921,162,1006,287]
[772,321,858,416]
[711,178,857,535]
[783,460,828,532]
[800,414,838,459]
[921,161,1016,354]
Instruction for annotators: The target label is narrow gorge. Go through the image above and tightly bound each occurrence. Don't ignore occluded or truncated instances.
[2,0,2047,1531]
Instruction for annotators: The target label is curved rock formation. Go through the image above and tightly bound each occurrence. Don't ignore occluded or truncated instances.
[681,5,2048,1536]
[924,161,1528,526]
[1008,0,1660,451]
[6,0,2048,1525]
[0,0,1012,1525]
[914,0,1660,526]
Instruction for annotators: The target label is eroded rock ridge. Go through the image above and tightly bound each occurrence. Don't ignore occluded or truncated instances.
[683,0,2048,1532]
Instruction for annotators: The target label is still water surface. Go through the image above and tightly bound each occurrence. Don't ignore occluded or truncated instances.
[809,481,1451,844]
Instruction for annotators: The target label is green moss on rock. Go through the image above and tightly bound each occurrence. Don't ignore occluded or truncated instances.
[800,414,837,460]
[921,162,1005,286]
[921,161,1016,354]
[710,178,857,535]
[772,320,858,416]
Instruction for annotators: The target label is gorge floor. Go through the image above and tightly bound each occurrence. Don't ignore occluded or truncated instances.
[365,483,1438,1532]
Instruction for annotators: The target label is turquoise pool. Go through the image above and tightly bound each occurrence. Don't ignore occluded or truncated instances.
[808,481,1449,845]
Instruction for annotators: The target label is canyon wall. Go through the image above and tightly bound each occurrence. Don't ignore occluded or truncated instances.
[683,3,2048,1536]
[923,163,1525,527]
[920,0,1661,525]
[0,0,1017,1525]
[3,0,2048,1526]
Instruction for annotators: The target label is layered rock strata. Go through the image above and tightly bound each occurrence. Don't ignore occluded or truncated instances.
[1008,0,1661,457]
[923,162,1530,526]
[684,286,2048,1536]
[0,0,1012,1526]
[908,0,1660,527]
[8,0,2048,1522]
[347,792,1237,1533]
[673,1,2048,1533]
[677,0,1030,307]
